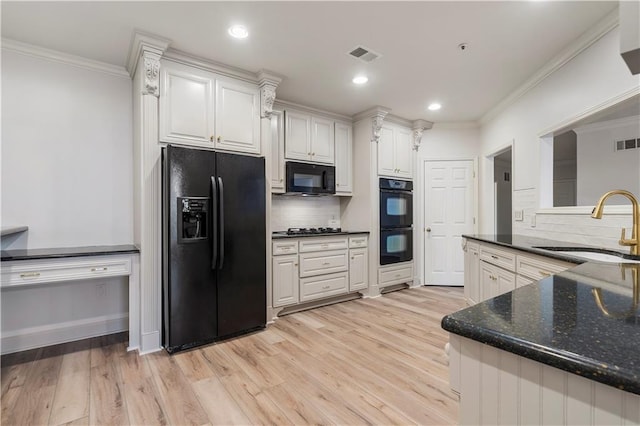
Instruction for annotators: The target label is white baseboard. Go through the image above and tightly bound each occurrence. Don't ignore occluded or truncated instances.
[1,313,128,355]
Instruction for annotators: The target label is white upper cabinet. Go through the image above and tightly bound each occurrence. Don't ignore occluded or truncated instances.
[285,109,335,164]
[310,116,335,163]
[335,121,353,195]
[284,110,311,161]
[159,61,260,154]
[377,123,413,179]
[159,65,215,146]
[215,78,260,154]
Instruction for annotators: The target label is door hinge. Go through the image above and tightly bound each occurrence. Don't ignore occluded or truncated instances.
[473,217,476,224]
[473,170,476,178]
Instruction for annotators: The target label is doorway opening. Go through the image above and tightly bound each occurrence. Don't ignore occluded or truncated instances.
[493,148,512,235]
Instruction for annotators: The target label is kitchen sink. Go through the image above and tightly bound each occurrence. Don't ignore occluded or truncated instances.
[534,247,640,264]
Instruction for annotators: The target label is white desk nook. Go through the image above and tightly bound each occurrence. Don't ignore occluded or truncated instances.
[0,245,153,355]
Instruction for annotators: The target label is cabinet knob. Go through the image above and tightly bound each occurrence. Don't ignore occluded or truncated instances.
[294,263,298,267]
[280,178,283,182]
[210,136,214,142]
[426,227,431,232]
[312,152,315,156]
[308,152,311,156]
[217,136,222,142]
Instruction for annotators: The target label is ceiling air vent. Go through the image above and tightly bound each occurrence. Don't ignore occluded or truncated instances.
[348,46,382,63]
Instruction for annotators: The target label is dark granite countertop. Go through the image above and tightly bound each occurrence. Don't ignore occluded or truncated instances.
[272,231,369,239]
[463,233,640,264]
[1,245,140,261]
[444,234,640,394]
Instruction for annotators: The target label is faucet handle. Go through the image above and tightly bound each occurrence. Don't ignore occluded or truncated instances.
[619,228,635,246]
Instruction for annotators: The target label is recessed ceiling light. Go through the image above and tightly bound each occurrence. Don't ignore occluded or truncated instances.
[352,75,368,85]
[428,103,442,111]
[228,25,249,39]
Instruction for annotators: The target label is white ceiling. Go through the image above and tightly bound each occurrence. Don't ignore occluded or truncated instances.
[1,1,617,123]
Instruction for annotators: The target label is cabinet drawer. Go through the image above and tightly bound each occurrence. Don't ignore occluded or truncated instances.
[349,235,368,248]
[272,240,298,255]
[479,245,516,272]
[299,250,348,278]
[300,272,348,302]
[516,253,575,281]
[1,257,132,288]
[379,263,413,286]
[299,237,348,253]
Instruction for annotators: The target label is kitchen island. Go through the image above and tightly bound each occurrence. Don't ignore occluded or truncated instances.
[443,235,640,425]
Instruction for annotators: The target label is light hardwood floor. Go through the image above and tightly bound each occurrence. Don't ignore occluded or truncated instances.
[1,286,466,425]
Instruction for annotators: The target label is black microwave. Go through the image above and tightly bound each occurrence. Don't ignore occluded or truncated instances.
[285,161,335,195]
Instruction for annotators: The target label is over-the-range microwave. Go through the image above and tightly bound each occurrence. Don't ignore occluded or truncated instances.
[285,161,335,195]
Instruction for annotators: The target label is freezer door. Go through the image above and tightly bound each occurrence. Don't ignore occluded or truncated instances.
[215,152,267,337]
[163,145,218,352]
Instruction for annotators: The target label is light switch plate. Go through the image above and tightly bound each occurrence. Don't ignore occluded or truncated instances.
[514,210,524,221]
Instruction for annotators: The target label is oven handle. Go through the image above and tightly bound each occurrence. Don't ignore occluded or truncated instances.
[380,188,413,194]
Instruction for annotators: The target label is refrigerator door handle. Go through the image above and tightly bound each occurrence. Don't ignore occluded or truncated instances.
[211,176,218,270]
[218,176,225,269]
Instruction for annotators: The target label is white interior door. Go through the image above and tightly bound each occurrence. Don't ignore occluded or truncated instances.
[424,160,475,286]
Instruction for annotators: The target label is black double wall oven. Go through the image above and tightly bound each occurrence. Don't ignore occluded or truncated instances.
[379,178,413,265]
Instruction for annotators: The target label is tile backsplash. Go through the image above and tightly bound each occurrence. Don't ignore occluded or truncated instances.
[513,188,634,251]
[271,195,341,231]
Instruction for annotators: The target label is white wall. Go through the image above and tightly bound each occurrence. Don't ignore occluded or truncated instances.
[416,124,480,285]
[1,48,133,250]
[575,116,640,205]
[480,25,639,249]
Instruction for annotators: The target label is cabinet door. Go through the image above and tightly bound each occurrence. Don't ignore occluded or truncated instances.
[394,126,413,178]
[377,126,395,176]
[270,111,285,192]
[349,248,368,291]
[497,268,516,296]
[310,116,335,164]
[215,78,260,154]
[272,255,299,308]
[480,261,498,301]
[159,64,215,146]
[285,110,311,161]
[335,122,353,194]
[464,242,480,304]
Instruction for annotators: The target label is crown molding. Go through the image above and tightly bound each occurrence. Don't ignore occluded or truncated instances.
[1,38,129,78]
[480,8,619,126]
[162,48,259,84]
[573,114,640,135]
[352,106,392,123]
[126,30,171,77]
[538,86,640,137]
[274,99,353,122]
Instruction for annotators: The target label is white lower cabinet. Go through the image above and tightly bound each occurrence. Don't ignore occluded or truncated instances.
[300,272,348,302]
[463,238,577,304]
[378,262,413,287]
[349,247,368,291]
[272,235,368,310]
[272,254,299,308]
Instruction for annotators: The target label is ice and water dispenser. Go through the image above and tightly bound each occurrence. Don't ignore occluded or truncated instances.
[177,197,209,242]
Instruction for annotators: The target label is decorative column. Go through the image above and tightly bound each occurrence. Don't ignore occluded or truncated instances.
[127,32,170,354]
[411,119,433,151]
[257,70,282,323]
[371,109,389,144]
[258,70,281,119]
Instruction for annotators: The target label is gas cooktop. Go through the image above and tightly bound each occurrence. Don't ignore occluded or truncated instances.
[284,227,342,235]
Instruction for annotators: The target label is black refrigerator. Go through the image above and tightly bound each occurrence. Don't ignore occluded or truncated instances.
[162,144,266,354]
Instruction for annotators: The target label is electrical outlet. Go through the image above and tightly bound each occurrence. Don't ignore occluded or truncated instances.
[514,210,524,221]
[328,219,340,228]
